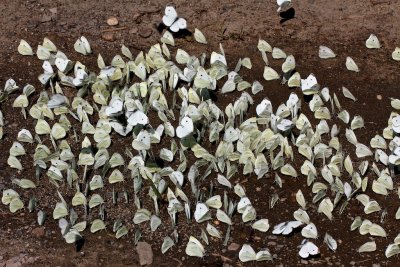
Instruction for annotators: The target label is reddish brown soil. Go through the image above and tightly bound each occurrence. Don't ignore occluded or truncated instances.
[1,0,400,266]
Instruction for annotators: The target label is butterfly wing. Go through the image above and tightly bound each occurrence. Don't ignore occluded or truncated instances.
[272,222,286,235]
[138,131,151,148]
[181,116,194,132]
[393,116,400,127]
[299,243,310,259]
[42,61,54,74]
[105,99,123,117]
[299,241,319,258]
[308,74,318,86]
[55,58,69,72]
[170,18,187,32]
[194,203,209,222]
[129,110,149,126]
[177,118,193,137]
[162,6,178,27]
[176,125,189,138]
[308,242,320,256]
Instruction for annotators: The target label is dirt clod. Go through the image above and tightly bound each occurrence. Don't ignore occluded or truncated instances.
[139,27,153,38]
[227,243,240,251]
[129,27,138,34]
[101,32,115,42]
[31,227,45,238]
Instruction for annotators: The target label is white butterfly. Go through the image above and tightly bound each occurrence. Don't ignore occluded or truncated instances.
[346,56,359,72]
[392,115,400,133]
[299,240,320,259]
[74,36,91,55]
[256,99,273,117]
[301,73,319,95]
[47,94,66,109]
[55,57,71,73]
[389,147,400,165]
[272,220,303,235]
[110,121,133,136]
[72,68,88,87]
[344,182,352,199]
[366,34,380,49]
[324,233,337,251]
[237,197,252,214]
[131,130,151,150]
[277,119,293,132]
[162,6,187,33]
[239,244,256,262]
[127,110,149,126]
[38,61,54,85]
[17,129,33,143]
[286,93,299,109]
[210,52,227,66]
[169,171,184,187]
[176,116,194,138]
[223,127,240,143]
[99,67,117,79]
[58,218,70,236]
[392,47,400,61]
[179,66,197,82]
[18,39,34,56]
[194,203,211,223]
[186,104,202,121]
[277,0,292,12]
[319,45,336,59]
[185,236,205,258]
[105,98,123,117]
[301,223,318,239]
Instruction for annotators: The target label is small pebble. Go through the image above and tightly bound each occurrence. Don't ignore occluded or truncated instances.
[136,242,153,266]
[31,227,45,238]
[107,17,119,26]
[377,94,382,100]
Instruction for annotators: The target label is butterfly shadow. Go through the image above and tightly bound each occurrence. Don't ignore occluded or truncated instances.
[156,23,192,39]
[279,8,296,24]
[390,164,400,175]
[156,23,167,33]
[199,88,218,102]
[302,94,313,104]
[153,157,166,169]
[75,238,85,252]
[305,253,322,260]
[282,227,303,238]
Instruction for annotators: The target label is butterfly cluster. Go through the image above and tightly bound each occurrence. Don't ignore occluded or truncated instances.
[4,5,400,265]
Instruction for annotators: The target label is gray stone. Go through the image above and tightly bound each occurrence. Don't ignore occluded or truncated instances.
[136,242,153,266]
